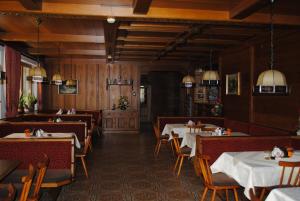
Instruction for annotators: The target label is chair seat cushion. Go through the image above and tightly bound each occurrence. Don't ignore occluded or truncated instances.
[2,169,72,185]
[42,170,72,183]
[212,172,239,186]
[180,146,192,154]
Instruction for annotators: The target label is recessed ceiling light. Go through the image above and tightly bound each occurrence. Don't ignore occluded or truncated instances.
[107,17,116,24]
[107,55,112,59]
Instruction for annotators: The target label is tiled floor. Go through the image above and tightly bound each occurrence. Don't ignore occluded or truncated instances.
[42,125,246,201]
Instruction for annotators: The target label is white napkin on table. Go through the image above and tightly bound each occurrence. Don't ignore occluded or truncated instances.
[56,108,63,115]
[187,120,194,126]
[271,147,284,158]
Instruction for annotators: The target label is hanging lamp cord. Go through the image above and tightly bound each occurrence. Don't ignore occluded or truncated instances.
[209,48,213,71]
[270,0,274,70]
[36,17,42,67]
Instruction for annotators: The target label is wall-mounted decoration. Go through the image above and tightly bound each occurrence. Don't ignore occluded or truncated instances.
[58,80,78,94]
[226,72,241,95]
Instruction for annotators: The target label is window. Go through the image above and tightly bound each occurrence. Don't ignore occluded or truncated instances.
[21,56,38,110]
[140,85,147,105]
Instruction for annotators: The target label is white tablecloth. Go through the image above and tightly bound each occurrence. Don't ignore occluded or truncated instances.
[161,123,217,140]
[265,187,300,201]
[211,151,300,199]
[5,133,81,149]
[181,132,249,157]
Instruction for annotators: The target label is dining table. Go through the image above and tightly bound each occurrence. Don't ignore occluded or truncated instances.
[4,132,81,149]
[0,160,20,181]
[265,187,300,201]
[211,151,300,199]
[161,123,217,140]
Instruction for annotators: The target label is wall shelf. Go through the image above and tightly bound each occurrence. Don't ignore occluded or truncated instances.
[106,78,134,90]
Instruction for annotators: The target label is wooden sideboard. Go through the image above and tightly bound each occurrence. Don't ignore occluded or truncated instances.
[102,109,139,134]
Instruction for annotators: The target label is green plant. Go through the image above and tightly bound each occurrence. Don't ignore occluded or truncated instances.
[18,94,25,108]
[23,93,37,108]
[118,96,129,110]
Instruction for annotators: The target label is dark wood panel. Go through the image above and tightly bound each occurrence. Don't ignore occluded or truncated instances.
[221,46,251,123]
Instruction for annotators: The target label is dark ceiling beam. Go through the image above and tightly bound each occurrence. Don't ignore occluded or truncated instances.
[1,1,300,26]
[132,0,152,14]
[19,0,42,10]
[230,0,269,19]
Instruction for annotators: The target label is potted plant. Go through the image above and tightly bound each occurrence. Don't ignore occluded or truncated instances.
[118,96,129,110]
[18,94,25,113]
[23,93,37,113]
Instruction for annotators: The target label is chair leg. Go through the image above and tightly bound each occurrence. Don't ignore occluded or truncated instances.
[80,157,89,178]
[173,156,180,173]
[259,188,266,201]
[156,141,162,157]
[170,141,175,158]
[233,188,239,201]
[211,189,216,201]
[154,142,159,156]
[177,156,184,177]
[88,140,93,152]
[225,189,229,201]
[200,187,208,201]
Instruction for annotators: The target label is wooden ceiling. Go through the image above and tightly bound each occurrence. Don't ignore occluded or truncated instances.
[0,0,299,62]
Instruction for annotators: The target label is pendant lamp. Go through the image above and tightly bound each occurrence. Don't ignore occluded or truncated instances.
[32,17,47,83]
[52,45,63,85]
[254,0,288,95]
[202,49,220,85]
[182,74,195,88]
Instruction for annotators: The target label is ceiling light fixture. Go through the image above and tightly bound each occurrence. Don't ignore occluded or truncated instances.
[32,17,47,83]
[202,48,220,85]
[52,44,63,85]
[254,0,288,95]
[107,17,116,24]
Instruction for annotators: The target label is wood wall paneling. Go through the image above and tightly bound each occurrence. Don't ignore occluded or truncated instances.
[221,31,300,131]
[221,46,251,123]
[43,59,139,112]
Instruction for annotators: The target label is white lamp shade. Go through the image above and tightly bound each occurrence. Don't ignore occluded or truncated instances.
[32,65,47,78]
[52,73,62,85]
[256,69,287,86]
[182,75,195,88]
[52,73,62,81]
[202,70,220,81]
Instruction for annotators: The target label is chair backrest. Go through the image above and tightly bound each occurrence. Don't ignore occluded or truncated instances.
[19,164,36,201]
[278,161,300,186]
[83,135,92,155]
[31,154,50,199]
[153,123,160,140]
[198,155,213,187]
[249,188,260,201]
[171,132,181,155]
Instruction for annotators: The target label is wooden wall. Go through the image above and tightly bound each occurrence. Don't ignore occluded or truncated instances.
[220,31,300,131]
[43,59,140,111]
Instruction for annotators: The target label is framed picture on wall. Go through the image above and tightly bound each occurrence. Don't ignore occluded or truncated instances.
[226,72,241,95]
[58,80,78,94]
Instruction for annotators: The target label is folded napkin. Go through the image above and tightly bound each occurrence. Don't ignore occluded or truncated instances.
[56,108,63,115]
[271,146,285,158]
[187,120,195,126]
[67,110,71,115]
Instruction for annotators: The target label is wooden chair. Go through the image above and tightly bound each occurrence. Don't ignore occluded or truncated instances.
[249,188,260,201]
[19,164,36,201]
[28,154,50,201]
[76,135,91,178]
[259,160,300,200]
[198,155,239,201]
[0,183,16,201]
[153,123,173,157]
[172,132,191,177]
